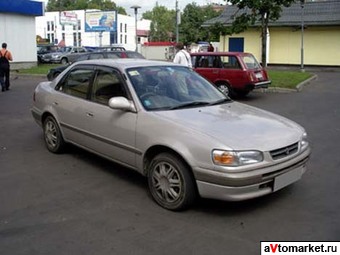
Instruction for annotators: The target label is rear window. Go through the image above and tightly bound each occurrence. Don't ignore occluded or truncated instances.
[242,55,261,69]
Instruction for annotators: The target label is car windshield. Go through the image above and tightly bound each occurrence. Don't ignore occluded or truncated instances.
[242,54,261,69]
[127,66,230,111]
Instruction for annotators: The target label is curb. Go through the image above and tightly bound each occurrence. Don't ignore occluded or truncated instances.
[255,73,317,93]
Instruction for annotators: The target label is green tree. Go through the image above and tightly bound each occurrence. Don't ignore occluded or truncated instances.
[180,3,222,44]
[46,0,126,14]
[227,0,296,66]
[142,5,176,42]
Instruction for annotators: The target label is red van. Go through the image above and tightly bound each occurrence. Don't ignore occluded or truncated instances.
[191,52,271,97]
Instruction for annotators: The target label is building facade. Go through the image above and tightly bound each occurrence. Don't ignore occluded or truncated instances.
[203,1,340,67]
[36,10,151,51]
[0,0,44,69]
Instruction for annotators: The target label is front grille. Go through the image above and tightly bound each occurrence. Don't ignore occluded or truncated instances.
[270,142,299,160]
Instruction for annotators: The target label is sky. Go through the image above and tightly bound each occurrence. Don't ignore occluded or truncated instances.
[39,0,227,16]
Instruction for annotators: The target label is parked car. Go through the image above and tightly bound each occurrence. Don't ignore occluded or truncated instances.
[84,45,126,52]
[40,46,88,64]
[46,50,145,81]
[37,44,59,63]
[32,59,311,211]
[191,52,271,97]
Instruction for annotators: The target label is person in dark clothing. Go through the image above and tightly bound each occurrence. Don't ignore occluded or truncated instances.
[207,43,214,52]
[0,42,13,91]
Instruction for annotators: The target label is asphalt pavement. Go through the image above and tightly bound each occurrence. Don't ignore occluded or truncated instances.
[0,71,339,255]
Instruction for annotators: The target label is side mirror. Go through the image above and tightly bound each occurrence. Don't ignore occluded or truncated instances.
[108,97,136,112]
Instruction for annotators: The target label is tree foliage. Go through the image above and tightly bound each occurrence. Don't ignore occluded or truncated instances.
[228,0,296,66]
[179,3,222,44]
[46,0,126,14]
[142,5,176,42]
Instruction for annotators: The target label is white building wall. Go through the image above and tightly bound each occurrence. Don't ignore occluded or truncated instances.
[36,11,149,51]
[0,13,37,66]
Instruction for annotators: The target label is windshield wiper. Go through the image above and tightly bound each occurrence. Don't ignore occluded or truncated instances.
[169,101,211,110]
[209,98,232,106]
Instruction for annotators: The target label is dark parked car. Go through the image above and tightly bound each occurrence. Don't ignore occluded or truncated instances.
[191,52,271,97]
[37,44,59,63]
[47,51,145,81]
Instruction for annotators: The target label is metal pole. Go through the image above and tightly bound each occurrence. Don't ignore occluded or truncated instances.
[131,5,141,52]
[300,0,305,72]
[175,0,179,43]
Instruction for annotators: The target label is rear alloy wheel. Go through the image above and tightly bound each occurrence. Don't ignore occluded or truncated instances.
[217,83,232,97]
[148,153,196,211]
[43,116,65,153]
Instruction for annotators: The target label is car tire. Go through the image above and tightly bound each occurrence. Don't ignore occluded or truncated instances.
[217,83,233,97]
[148,153,196,211]
[53,71,61,79]
[61,58,68,65]
[43,116,66,153]
[234,89,250,97]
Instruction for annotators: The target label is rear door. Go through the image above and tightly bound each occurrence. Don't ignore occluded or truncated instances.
[54,65,95,146]
[219,54,247,90]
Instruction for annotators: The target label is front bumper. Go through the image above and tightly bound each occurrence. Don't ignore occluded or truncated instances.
[194,146,311,201]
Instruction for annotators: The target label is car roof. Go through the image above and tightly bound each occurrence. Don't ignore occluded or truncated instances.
[190,52,252,56]
[72,58,182,69]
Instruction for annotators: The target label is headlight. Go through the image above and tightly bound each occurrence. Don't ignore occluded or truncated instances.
[301,132,309,150]
[212,150,263,167]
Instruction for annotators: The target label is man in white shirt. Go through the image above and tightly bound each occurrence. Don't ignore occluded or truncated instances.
[173,42,192,68]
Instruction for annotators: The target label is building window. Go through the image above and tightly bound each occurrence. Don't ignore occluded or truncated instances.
[51,21,55,31]
[120,23,122,33]
[73,32,77,46]
[125,24,127,33]
[78,33,81,46]
[120,34,123,44]
[62,24,65,31]
[47,21,50,31]
[78,20,81,30]
[62,33,65,41]
[125,35,127,44]
[47,34,50,42]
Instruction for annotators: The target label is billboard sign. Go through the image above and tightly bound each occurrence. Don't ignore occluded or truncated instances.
[60,11,78,26]
[85,11,117,32]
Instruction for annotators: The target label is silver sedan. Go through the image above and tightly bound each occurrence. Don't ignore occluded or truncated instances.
[31,59,311,210]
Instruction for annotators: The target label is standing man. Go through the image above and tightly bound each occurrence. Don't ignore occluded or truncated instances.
[173,42,192,68]
[0,43,13,91]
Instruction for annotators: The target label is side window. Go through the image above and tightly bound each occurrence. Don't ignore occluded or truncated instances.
[58,68,94,99]
[198,56,209,68]
[212,56,222,68]
[89,53,104,60]
[222,56,242,69]
[92,69,127,105]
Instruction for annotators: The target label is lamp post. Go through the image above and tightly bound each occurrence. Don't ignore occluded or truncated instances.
[131,5,141,52]
[300,0,305,72]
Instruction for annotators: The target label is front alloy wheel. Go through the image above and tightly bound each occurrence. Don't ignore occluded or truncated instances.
[43,116,65,153]
[148,153,196,211]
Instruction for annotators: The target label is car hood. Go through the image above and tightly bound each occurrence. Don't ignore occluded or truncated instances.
[153,102,304,151]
